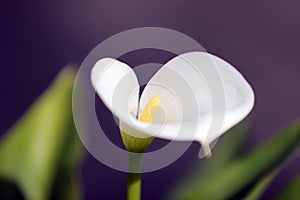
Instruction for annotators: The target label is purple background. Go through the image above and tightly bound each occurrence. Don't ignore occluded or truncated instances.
[1,1,300,199]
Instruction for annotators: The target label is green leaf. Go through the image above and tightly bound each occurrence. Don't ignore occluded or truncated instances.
[0,67,84,200]
[166,122,249,200]
[242,168,279,200]
[276,174,300,200]
[166,120,300,200]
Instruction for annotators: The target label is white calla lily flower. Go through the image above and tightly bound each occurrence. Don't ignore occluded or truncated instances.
[91,52,254,154]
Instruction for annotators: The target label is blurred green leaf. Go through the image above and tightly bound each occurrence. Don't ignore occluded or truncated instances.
[276,174,300,200]
[166,122,249,200]
[167,120,300,200]
[200,122,250,175]
[0,67,84,200]
[242,168,279,200]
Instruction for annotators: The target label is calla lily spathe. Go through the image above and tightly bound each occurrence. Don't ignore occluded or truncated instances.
[91,52,254,149]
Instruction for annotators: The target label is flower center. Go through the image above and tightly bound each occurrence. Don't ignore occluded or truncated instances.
[139,96,161,124]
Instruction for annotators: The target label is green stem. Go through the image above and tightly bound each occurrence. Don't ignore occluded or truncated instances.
[127,154,143,200]
[127,172,142,200]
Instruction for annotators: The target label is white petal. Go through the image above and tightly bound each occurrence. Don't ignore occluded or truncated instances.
[90,53,255,145]
[91,58,139,119]
[139,52,255,144]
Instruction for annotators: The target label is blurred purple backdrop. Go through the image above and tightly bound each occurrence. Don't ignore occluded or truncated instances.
[1,1,300,199]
